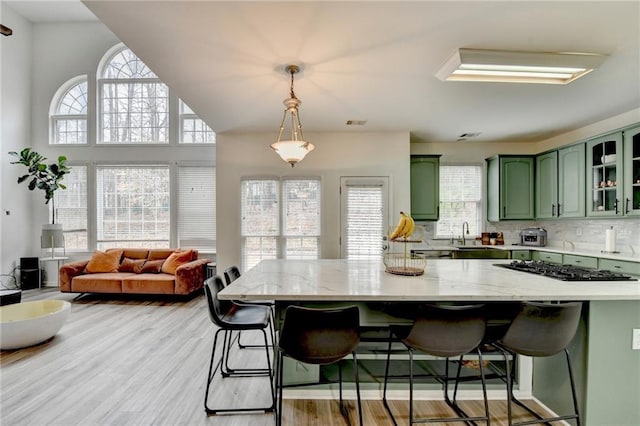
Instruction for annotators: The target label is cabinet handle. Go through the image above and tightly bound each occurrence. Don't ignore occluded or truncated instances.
[503,206,506,218]
[552,204,555,216]
[626,198,630,214]
[557,203,561,217]
[614,199,619,215]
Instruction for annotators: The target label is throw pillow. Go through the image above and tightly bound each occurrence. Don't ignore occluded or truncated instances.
[139,259,165,274]
[160,249,194,274]
[85,250,123,273]
[119,257,146,273]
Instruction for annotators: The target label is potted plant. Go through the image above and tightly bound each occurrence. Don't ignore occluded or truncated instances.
[9,147,71,226]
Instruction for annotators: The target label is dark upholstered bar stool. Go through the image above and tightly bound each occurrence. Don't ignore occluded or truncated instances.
[494,301,582,426]
[223,265,275,349]
[203,276,275,415]
[383,304,490,425]
[276,305,362,426]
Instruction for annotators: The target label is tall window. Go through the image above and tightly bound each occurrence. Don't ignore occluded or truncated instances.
[241,177,321,271]
[179,100,216,144]
[341,177,388,260]
[52,165,88,250]
[50,76,87,144]
[99,47,168,143]
[435,165,483,238]
[178,165,216,251]
[96,166,170,249]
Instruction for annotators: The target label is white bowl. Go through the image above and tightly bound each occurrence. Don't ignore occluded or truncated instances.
[0,300,71,350]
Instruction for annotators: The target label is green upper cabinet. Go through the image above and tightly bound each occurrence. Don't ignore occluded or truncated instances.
[558,144,586,218]
[623,125,640,216]
[586,132,624,217]
[487,155,534,221]
[535,151,558,219]
[536,144,585,219]
[410,155,440,220]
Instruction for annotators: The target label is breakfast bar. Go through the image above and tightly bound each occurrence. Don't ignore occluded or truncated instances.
[219,258,640,425]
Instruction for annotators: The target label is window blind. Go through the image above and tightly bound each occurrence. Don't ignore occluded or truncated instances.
[52,165,88,250]
[344,183,385,260]
[178,165,216,251]
[436,165,483,238]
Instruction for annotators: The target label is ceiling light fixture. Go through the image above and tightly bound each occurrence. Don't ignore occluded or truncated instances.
[436,48,606,84]
[270,65,314,167]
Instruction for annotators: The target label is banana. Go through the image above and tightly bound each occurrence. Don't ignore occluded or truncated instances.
[402,213,415,238]
[389,212,408,241]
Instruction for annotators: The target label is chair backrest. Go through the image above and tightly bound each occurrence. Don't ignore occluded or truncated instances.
[403,304,486,357]
[278,305,360,365]
[224,266,241,286]
[499,301,582,357]
[204,276,233,328]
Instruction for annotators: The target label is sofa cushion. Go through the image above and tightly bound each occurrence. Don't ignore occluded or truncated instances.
[117,249,149,260]
[161,249,194,275]
[118,258,146,273]
[148,249,176,261]
[122,274,176,294]
[85,250,123,273]
[138,260,164,273]
[72,273,133,293]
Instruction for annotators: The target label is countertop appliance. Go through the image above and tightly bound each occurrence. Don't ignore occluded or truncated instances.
[495,260,637,281]
[519,227,547,247]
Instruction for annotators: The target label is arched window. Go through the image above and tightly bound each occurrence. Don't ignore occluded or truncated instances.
[50,76,87,144]
[98,45,168,144]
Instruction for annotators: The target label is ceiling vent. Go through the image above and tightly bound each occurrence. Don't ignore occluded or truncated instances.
[457,132,481,141]
[346,120,367,126]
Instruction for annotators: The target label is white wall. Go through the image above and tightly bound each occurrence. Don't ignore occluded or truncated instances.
[1,5,33,277]
[216,131,410,273]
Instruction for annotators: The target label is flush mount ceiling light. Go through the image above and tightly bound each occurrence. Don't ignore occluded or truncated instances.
[436,48,606,84]
[270,64,315,167]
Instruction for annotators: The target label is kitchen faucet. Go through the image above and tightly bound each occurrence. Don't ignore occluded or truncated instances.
[461,221,470,245]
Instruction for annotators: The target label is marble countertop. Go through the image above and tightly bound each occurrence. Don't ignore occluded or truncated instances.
[410,243,640,262]
[218,259,640,302]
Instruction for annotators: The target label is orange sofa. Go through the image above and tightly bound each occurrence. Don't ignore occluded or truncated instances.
[59,248,210,296]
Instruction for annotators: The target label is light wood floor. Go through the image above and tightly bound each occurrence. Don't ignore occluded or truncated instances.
[1,289,553,425]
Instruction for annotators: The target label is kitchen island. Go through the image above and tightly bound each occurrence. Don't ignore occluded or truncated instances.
[219,259,640,425]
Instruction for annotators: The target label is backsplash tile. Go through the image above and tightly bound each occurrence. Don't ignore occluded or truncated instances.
[420,219,640,256]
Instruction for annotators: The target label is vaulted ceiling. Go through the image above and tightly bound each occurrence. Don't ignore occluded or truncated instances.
[8,1,640,143]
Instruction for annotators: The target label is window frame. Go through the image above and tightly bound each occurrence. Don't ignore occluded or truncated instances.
[49,75,88,145]
[435,164,485,240]
[97,44,169,145]
[240,176,322,272]
[340,176,389,260]
[95,164,172,250]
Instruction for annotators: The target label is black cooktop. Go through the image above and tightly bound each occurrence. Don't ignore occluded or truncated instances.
[495,260,637,281]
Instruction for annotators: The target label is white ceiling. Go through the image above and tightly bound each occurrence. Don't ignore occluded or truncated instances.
[6,1,640,143]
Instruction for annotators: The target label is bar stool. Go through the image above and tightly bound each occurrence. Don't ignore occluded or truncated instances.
[203,276,275,415]
[223,265,275,349]
[383,303,490,425]
[494,301,582,426]
[276,305,362,426]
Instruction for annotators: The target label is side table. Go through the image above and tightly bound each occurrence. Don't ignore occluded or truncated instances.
[39,256,69,288]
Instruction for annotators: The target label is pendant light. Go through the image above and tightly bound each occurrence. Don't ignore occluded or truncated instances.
[270,65,314,167]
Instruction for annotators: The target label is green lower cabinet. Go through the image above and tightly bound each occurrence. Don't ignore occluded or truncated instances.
[598,258,640,276]
[531,251,563,264]
[511,250,531,260]
[563,254,598,269]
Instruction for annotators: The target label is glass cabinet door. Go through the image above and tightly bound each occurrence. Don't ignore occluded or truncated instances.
[587,132,623,216]
[624,125,640,216]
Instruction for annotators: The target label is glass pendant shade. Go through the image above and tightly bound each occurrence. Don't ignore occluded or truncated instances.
[270,140,315,167]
